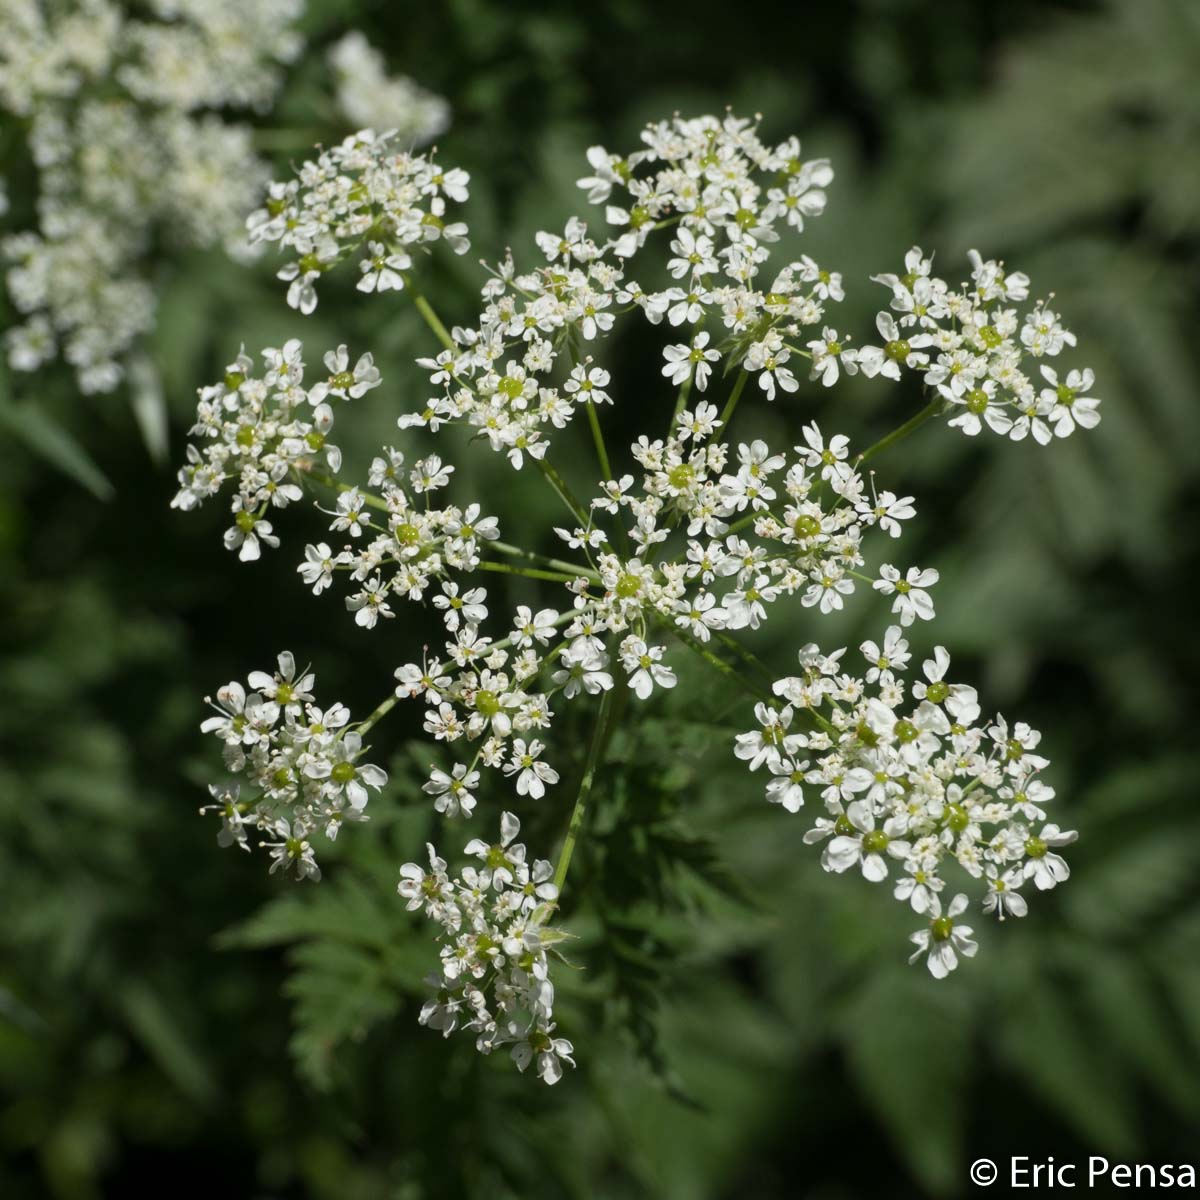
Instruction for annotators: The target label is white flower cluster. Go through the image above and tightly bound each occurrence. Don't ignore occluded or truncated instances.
[247,129,470,315]
[392,592,582,819]
[736,627,1076,976]
[328,32,450,148]
[0,0,304,392]
[306,455,504,632]
[177,111,1092,1082]
[400,114,844,464]
[397,114,1101,469]
[200,652,388,880]
[577,410,928,627]
[301,400,932,819]
[170,340,381,560]
[399,812,575,1084]
[860,246,1102,441]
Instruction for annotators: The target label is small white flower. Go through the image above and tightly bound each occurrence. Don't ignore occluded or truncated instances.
[982,868,1028,920]
[806,327,857,387]
[619,638,676,699]
[357,241,411,293]
[1022,823,1077,891]
[908,893,977,978]
[873,564,938,626]
[746,338,798,401]
[503,739,559,799]
[661,331,719,392]
[422,763,481,819]
[511,1027,575,1085]
[1039,365,1101,438]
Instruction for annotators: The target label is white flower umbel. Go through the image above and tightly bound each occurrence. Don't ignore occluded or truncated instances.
[170,341,383,561]
[176,111,1093,1080]
[246,130,470,314]
[399,813,574,1085]
[739,628,1076,975]
[199,651,388,877]
[859,246,1102,442]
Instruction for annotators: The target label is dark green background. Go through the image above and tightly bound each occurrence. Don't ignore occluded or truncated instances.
[3,0,1198,1196]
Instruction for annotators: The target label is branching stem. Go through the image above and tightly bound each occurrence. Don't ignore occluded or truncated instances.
[553,687,617,892]
[856,393,944,466]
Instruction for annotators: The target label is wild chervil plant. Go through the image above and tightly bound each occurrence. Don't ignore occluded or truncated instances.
[173,113,1094,1085]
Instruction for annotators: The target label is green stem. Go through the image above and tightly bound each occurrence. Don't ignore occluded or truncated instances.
[478,560,579,584]
[403,276,456,353]
[585,400,613,480]
[661,619,773,704]
[713,629,775,691]
[358,693,399,736]
[302,467,599,579]
[490,607,581,659]
[489,540,600,582]
[717,369,749,431]
[553,687,617,892]
[723,510,758,537]
[535,457,590,526]
[301,467,389,510]
[722,501,792,538]
[856,393,944,466]
[671,370,694,423]
[566,342,628,556]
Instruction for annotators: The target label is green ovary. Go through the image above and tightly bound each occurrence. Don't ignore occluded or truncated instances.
[862,830,889,855]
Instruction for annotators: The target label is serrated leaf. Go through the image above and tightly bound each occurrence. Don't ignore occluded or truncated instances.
[839,970,970,1195]
[284,939,403,1091]
[217,874,395,951]
[999,963,1136,1154]
[1074,950,1200,1116]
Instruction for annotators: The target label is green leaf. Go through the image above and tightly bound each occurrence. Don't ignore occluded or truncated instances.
[0,397,113,500]
[116,979,216,1105]
[998,957,1136,1154]
[1160,961,1200,1063]
[217,874,395,951]
[284,939,404,1091]
[129,356,169,464]
[1063,829,1198,940]
[1075,951,1200,1116]
[838,969,971,1196]
[217,875,429,1091]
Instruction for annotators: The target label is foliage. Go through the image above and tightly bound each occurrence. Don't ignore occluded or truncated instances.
[2,1,1197,1197]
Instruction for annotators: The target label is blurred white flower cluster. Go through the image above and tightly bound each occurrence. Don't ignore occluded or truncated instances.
[0,5,453,400]
[0,0,303,393]
[178,111,1097,1083]
[328,31,450,149]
